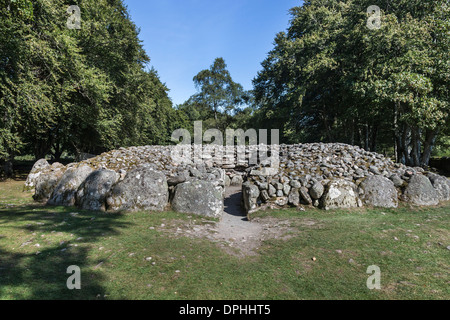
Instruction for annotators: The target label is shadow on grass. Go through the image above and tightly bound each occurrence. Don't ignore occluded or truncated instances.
[0,204,132,300]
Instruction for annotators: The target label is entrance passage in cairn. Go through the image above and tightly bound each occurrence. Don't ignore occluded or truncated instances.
[215,186,264,254]
[224,186,247,220]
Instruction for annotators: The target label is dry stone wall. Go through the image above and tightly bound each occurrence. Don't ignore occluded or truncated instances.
[243,143,449,216]
[25,143,450,218]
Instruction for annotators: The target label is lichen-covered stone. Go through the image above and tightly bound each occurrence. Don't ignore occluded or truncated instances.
[309,181,325,200]
[402,175,440,206]
[48,165,94,207]
[24,159,51,191]
[299,187,313,205]
[231,175,243,186]
[288,188,300,206]
[106,166,169,212]
[76,169,119,211]
[25,143,450,214]
[321,179,359,210]
[33,165,66,202]
[428,174,450,202]
[243,182,260,213]
[389,175,406,188]
[172,179,224,218]
[359,176,398,208]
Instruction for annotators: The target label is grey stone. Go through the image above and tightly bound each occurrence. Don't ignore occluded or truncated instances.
[172,179,224,218]
[261,190,271,202]
[268,184,277,197]
[369,166,381,175]
[257,182,269,190]
[224,175,231,187]
[321,179,359,210]
[231,175,244,186]
[360,176,398,208]
[290,180,301,189]
[300,187,313,205]
[283,184,291,196]
[33,168,65,202]
[48,165,93,206]
[24,159,51,191]
[428,174,450,202]
[107,166,169,212]
[167,175,186,186]
[299,176,311,187]
[309,181,325,200]
[402,175,440,206]
[242,182,260,213]
[190,168,203,178]
[389,175,405,188]
[275,197,288,207]
[288,188,300,206]
[76,169,119,211]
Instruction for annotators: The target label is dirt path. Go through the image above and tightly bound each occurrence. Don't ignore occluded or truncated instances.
[163,186,295,257]
[214,186,264,256]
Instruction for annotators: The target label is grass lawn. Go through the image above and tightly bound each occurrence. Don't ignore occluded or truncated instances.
[0,180,449,300]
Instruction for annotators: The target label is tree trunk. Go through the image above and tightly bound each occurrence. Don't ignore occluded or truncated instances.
[1,151,14,179]
[411,126,421,167]
[401,124,412,166]
[350,119,355,146]
[421,129,438,167]
[322,112,334,142]
[52,141,63,162]
[370,124,378,152]
[394,102,400,162]
[364,123,369,151]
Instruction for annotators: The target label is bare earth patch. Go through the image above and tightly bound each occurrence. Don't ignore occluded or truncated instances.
[160,216,296,257]
[160,187,297,257]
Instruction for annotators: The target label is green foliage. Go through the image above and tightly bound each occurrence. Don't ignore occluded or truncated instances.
[179,58,252,133]
[253,0,449,165]
[0,0,180,164]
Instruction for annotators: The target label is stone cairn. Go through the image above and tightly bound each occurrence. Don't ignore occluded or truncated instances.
[25,143,450,219]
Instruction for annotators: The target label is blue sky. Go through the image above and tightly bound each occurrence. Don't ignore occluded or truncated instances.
[123,0,302,106]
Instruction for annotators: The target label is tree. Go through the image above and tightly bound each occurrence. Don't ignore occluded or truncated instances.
[0,0,34,175]
[253,0,449,166]
[187,57,248,130]
[0,0,180,177]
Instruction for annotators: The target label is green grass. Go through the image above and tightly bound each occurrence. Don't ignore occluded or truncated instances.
[0,180,449,300]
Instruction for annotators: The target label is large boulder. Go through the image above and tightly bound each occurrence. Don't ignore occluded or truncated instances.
[309,181,325,200]
[299,186,313,205]
[24,159,51,191]
[231,175,244,186]
[359,176,398,208]
[33,164,66,202]
[402,174,440,206]
[106,166,169,212]
[76,169,119,211]
[172,180,224,218]
[242,181,260,213]
[288,188,300,206]
[428,174,450,202]
[47,165,94,207]
[321,179,360,210]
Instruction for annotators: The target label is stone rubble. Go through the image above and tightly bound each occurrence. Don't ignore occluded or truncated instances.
[24,143,450,218]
